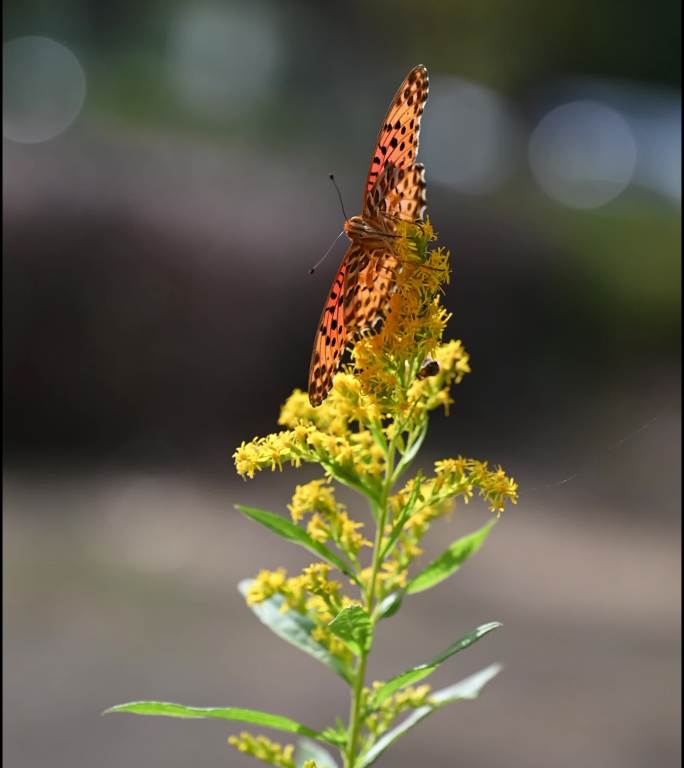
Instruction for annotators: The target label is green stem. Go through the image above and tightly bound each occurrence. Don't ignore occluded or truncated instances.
[345,649,369,768]
[345,440,397,767]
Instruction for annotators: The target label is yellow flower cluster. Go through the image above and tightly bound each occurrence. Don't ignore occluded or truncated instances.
[246,565,354,664]
[289,480,371,559]
[227,732,295,768]
[235,216,517,618]
[370,458,518,596]
[233,379,388,486]
[358,556,411,598]
[403,338,471,416]
[433,457,519,512]
[228,214,519,768]
[232,333,474,483]
[352,220,453,411]
[245,568,292,606]
[362,683,432,739]
[232,222,469,485]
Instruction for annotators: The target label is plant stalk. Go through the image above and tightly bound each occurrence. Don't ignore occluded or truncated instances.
[345,439,396,767]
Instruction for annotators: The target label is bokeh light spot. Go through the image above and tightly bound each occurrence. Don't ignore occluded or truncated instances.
[422,77,521,195]
[3,36,86,144]
[528,100,638,209]
[169,5,282,120]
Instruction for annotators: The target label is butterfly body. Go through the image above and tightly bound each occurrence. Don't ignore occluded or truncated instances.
[343,214,394,241]
[308,65,429,407]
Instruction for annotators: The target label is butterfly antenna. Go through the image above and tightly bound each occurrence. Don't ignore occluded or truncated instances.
[329,173,349,221]
[309,229,345,275]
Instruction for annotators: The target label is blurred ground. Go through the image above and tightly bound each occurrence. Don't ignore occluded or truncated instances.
[3,429,681,768]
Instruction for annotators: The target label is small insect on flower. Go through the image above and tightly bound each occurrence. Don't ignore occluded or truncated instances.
[417,356,440,379]
[309,65,430,407]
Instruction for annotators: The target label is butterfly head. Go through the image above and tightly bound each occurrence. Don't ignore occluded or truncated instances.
[343,215,369,238]
[344,215,391,242]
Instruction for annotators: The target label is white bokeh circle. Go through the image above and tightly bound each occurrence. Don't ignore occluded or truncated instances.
[422,76,521,195]
[3,36,86,144]
[529,100,638,208]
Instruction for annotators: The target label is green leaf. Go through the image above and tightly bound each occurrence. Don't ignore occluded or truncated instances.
[104,701,322,740]
[406,519,496,595]
[373,590,405,621]
[236,505,358,583]
[358,664,502,767]
[429,664,503,702]
[401,424,427,466]
[380,471,425,561]
[328,605,373,656]
[392,423,428,483]
[239,580,353,684]
[318,722,347,748]
[320,460,381,507]
[295,738,339,768]
[370,622,501,706]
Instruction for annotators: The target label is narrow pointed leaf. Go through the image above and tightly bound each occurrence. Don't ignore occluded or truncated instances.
[406,519,496,595]
[374,589,405,621]
[358,664,502,767]
[239,580,353,684]
[236,505,357,582]
[328,605,372,656]
[104,701,323,740]
[295,738,339,768]
[380,472,425,561]
[392,424,428,483]
[371,622,501,706]
[320,460,381,507]
[401,425,427,466]
[429,663,503,703]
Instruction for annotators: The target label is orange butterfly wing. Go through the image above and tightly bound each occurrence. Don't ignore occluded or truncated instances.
[308,248,352,407]
[367,160,428,222]
[308,65,429,407]
[363,64,429,218]
[308,243,398,406]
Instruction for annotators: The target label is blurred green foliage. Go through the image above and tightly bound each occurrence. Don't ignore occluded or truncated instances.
[5,0,681,126]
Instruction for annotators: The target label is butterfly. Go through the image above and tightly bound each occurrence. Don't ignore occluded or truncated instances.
[308,65,429,407]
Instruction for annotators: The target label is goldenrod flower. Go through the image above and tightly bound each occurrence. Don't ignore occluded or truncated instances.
[111,68,518,768]
[232,214,517,767]
[228,732,295,768]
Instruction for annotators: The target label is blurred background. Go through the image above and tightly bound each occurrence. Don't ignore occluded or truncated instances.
[3,1,681,766]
